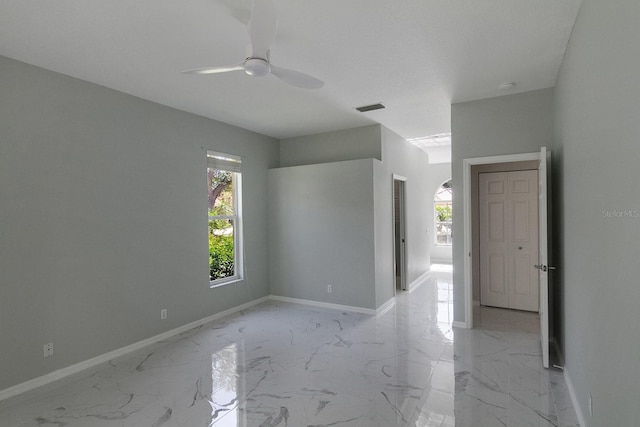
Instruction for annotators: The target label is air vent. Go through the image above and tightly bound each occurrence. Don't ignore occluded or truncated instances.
[356,103,385,112]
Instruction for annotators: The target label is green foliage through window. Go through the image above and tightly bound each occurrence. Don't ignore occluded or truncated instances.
[209,226,235,280]
[436,205,453,222]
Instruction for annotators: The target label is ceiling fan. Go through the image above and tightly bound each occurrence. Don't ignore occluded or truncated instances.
[182,0,324,89]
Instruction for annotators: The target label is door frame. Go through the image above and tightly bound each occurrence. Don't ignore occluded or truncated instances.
[392,174,407,292]
[462,152,541,329]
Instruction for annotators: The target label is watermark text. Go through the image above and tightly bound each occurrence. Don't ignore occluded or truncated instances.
[601,209,639,218]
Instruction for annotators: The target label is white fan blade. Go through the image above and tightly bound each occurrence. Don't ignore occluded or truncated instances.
[249,0,277,59]
[182,64,245,75]
[270,65,324,89]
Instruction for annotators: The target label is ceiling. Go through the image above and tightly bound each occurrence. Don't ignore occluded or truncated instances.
[0,0,581,140]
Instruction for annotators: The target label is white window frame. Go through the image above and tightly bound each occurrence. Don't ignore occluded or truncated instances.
[207,151,243,288]
[434,181,452,247]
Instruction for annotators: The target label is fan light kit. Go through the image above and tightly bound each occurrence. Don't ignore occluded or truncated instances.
[182,0,324,89]
[244,58,271,77]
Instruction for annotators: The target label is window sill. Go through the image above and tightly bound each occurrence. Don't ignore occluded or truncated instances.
[210,277,243,289]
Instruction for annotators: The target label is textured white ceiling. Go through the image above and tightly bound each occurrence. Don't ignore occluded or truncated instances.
[0,0,581,140]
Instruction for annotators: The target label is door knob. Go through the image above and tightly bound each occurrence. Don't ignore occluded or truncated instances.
[534,264,548,272]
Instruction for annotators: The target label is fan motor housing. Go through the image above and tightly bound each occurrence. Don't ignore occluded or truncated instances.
[244,58,271,77]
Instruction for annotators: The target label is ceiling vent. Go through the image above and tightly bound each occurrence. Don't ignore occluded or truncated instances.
[356,103,385,112]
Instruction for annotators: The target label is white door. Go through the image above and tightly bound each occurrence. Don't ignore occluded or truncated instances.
[479,172,509,308]
[509,171,539,311]
[479,170,539,311]
[536,147,552,368]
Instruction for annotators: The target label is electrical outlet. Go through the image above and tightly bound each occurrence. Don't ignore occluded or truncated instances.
[160,309,167,320]
[327,284,332,293]
[43,343,54,358]
[589,393,593,416]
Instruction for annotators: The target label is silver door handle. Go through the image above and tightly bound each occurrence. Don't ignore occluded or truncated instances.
[534,264,547,272]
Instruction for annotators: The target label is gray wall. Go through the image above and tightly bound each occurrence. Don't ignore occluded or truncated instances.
[0,56,279,391]
[279,125,382,167]
[268,160,376,309]
[374,127,431,306]
[274,125,431,310]
[451,88,554,322]
[553,0,640,424]
[427,163,452,264]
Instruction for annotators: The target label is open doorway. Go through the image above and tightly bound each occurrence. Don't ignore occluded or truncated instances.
[393,175,407,292]
[462,149,554,368]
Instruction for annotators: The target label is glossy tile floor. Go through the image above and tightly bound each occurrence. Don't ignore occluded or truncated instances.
[0,268,580,426]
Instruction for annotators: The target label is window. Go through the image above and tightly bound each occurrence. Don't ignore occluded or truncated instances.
[207,151,242,286]
[435,180,452,246]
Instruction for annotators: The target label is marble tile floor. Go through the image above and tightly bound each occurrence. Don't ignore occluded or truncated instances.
[0,270,580,427]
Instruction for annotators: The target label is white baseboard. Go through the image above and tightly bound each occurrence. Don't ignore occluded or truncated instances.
[0,290,416,402]
[408,270,431,293]
[268,295,376,315]
[375,297,396,317]
[564,367,588,427]
[0,296,269,402]
[452,321,469,329]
